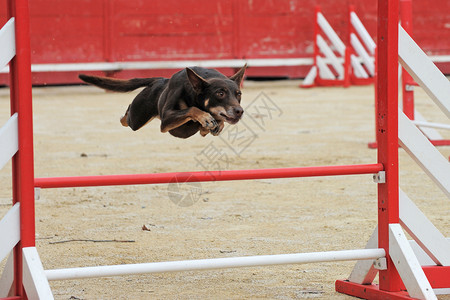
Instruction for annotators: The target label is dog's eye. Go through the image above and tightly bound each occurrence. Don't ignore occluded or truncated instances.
[216,91,225,98]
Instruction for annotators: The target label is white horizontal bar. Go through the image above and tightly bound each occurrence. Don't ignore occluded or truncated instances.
[0,113,19,170]
[0,203,20,262]
[1,54,449,75]
[0,58,314,73]
[0,18,15,71]
[350,12,376,56]
[412,120,450,130]
[399,25,450,118]
[317,12,346,57]
[414,110,443,140]
[45,248,385,281]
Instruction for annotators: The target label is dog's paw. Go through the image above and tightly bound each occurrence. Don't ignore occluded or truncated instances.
[210,120,224,136]
[199,127,210,137]
[198,113,218,130]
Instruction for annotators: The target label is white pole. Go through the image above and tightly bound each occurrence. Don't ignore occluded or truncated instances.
[45,249,385,281]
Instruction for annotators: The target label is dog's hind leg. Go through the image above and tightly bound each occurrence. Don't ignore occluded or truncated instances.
[121,78,167,131]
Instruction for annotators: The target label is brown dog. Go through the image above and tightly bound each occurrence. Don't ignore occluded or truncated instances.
[79,65,247,138]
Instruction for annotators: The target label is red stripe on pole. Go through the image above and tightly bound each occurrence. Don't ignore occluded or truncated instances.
[34,164,384,189]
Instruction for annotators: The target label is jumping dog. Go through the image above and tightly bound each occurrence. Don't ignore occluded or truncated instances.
[78,65,247,138]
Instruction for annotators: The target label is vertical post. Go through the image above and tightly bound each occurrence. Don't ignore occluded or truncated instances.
[8,0,35,297]
[313,6,320,84]
[376,0,402,292]
[400,0,414,119]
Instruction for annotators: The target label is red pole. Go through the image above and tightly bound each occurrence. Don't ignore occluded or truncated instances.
[376,0,402,292]
[400,0,415,120]
[35,164,384,189]
[8,0,35,297]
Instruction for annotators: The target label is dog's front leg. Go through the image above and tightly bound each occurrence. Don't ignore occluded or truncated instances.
[199,120,224,137]
[160,107,218,133]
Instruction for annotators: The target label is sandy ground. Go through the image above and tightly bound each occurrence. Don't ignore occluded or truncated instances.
[0,79,449,300]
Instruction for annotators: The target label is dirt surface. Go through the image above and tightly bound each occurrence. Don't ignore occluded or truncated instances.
[1,80,449,300]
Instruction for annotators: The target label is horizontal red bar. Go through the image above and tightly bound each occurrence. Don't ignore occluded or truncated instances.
[335,280,411,299]
[34,163,383,189]
[429,139,450,147]
[423,265,450,289]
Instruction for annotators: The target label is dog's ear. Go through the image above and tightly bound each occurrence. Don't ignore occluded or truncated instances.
[186,68,208,94]
[229,64,247,87]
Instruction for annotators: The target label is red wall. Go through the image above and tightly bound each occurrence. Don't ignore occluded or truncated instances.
[1,0,449,85]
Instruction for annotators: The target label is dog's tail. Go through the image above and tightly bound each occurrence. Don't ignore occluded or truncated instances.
[79,74,162,92]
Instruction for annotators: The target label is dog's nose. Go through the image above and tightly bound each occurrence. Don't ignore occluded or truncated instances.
[234,106,244,117]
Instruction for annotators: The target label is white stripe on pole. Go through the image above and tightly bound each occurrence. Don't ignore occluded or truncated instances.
[398,25,450,118]
[302,66,317,86]
[316,56,336,79]
[0,113,19,171]
[317,12,346,57]
[350,12,376,56]
[0,18,16,71]
[350,33,375,76]
[0,203,20,263]
[316,34,344,78]
[45,249,385,281]
[351,55,369,78]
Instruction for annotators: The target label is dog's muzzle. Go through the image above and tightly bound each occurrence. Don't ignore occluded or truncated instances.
[221,106,244,124]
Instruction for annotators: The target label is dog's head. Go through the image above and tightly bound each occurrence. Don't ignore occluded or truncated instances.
[186,65,247,125]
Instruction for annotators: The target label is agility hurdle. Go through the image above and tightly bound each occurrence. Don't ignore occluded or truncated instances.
[1,0,450,299]
[301,6,375,88]
[399,0,450,147]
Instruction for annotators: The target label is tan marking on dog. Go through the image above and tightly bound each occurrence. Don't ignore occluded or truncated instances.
[204,98,210,107]
[199,127,210,137]
[120,113,128,127]
[179,100,188,110]
[209,106,227,118]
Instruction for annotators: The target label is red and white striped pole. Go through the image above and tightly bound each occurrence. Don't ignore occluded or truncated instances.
[7,0,35,297]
